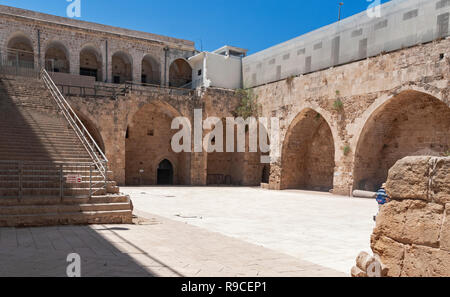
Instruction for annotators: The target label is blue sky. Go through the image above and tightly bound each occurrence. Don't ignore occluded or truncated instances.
[1,0,391,54]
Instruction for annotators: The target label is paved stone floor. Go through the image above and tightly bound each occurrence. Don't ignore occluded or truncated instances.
[0,215,343,277]
[0,187,376,277]
[123,187,378,274]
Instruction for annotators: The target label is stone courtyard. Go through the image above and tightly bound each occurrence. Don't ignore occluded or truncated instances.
[0,188,377,277]
[0,0,449,278]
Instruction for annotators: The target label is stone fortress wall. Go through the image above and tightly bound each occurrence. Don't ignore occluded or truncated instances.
[0,3,449,195]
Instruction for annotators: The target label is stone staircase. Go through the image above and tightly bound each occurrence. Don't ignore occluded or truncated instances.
[0,75,133,227]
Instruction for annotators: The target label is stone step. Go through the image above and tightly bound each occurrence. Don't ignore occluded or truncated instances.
[0,194,130,206]
[0,209,133,227]
[0,187,107,197]
[0,202,131,215]
[0,180,113,189]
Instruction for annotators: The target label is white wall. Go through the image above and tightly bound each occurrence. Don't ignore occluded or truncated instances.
[205,52,242,89]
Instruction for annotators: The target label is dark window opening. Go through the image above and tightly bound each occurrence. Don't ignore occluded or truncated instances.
[157,159,174,185]
[80,68,98,80]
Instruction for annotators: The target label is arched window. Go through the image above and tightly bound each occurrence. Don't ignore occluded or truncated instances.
[6,33,34,68]
[169,58,192,88]
[112,51,132,84]
[80,45,103,81]
[45,42,70,73]
[141,55,160,85]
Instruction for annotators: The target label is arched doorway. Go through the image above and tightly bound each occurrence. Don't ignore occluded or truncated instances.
[141,55,160,85]
[80,45,103,81]
[6,32,34,68]
[45,41,70,73]
[280,109,335,191]
[125,102,188,185]
[112,51,132,84]
[169,58,192,88]
[157,159,174,185]
[353,90,450,191]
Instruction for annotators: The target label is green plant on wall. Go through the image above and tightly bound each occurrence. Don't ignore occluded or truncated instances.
[333,90,344,111]
[286,75,295,89]
[333,98,344,111]
[235,88,261,119]
[443,150,450,157]
[343,145,351,156]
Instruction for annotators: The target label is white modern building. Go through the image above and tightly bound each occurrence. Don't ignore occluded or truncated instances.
[188,45,247,89]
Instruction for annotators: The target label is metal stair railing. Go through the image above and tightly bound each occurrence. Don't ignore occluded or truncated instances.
[40,68,109,181]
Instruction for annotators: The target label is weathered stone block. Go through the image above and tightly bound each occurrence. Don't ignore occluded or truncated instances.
[385,156,431,201]
[430,157,450,204]
[401,245,450,277]
[440,204,450,252]
[351,266,367,277]
[374,200,443,247]
[371,235,405,277]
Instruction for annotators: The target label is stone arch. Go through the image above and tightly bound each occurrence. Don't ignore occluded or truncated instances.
[141,54,161,85]
[6,32,34,68]
[206,118,264,186]
[74,110,106,154]
[280,108,335,191]
[45,41,70,73]
[125,101,188,185]
[352,90,450,191]
[169,58,192,88]
[80,44,103,81]
[112,51,132,84]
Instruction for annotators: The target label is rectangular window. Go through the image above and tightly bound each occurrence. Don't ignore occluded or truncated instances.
[437,13,449,38]
[403,9,418,20]
[313,42,322,50]
[276,65,281,80]
[305,56,312,73]
[375,19,388,30]
[351,29,363,38]
[198,69,202,76]
[331,36,340,66]
[359,38,368,60]
[297,48,305,55]
[283,53,290,60]
[268,58,275,65]
[436,0,450,9]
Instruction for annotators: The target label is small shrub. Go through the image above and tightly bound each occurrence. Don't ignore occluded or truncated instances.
[235,88,260,118]
[333,98,344,111]
[443,150,450,157]
[343,145,351,156]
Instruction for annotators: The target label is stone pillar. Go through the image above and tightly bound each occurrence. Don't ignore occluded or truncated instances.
[132,55,141,83]
[69,50,79,76]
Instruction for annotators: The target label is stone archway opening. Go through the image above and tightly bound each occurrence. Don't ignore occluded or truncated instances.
[141,55,160,85]
[112,51,132,84]
[206,120,264,186]
[353,90,450,192]
[80,45,102,81]
[6,33,34,68]
[45,42,70,73]
[169,58,192,88]
[157,159,174,185]
[125,102,188,186]
[75,112,105,154]
[280,109,335,191]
